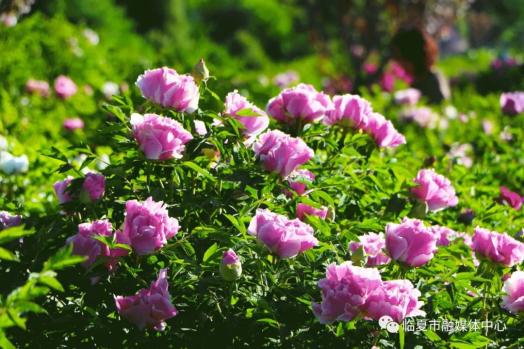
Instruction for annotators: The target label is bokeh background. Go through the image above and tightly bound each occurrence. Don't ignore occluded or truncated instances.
[2,0,524,98]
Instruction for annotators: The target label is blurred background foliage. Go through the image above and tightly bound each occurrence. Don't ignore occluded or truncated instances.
[2,0,524,97]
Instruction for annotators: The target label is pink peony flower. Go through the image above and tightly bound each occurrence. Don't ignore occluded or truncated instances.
[349,232,391,267]
[501,271,524,314]
[0,211,22,230]
[222,249,240,265]
[312,262,382,324]
[67,220,107,265]
[54,75,77,99]
[499,186,523,210]
[365,280,425,323]
[364,112,406,148]
[428,225,457,247]
[411,169,458,211]
[253,130,314,178]
[66,220,129,270]
[380,73,395,92]
[482,119,494,135]
[63,118,84,131]
[54,176,73,204]
[122,197,179,255]
[136,67,199,113]
[1,13,17,27]
[248,209,318,258]
[82,172,105,201]
[273,71,299,88]
[266,83,332,124]
[25,79,50,97]
[385,218,437,267]
[500,92,524,116]
[364,63,378,75]
[401,107,439,128]
[491,57,519,70]
[224,90,269,138]
[472,227,524,267]
[115,268,178,331]
[296,203,328,221]
[287,169,315,196]
[447,143,473,168]
[323,94,372,128]
[220,249,242,281]
[130,113,193,160]
[380,63,412,92]
[394,88,421,105]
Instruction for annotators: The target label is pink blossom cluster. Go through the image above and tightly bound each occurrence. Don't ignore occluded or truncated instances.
[385,218,438,267]
[120,197,180,255]
[471,227,524,267]
[500,92,524,116]
[115,269,178,331]
[313,262,424,324]
[349,232,391,267]
[136,67,199,113]
[266,83,332,124]
[66,219,129,271]
[0,211,22,230]
[54,172,105,204]
[499,186,523,210]
[248,209,318,259]
[130,113,193,160]
[411,169,458,212]
[253,130,313,178]
[223,90,269,140]
[502,271,524,314]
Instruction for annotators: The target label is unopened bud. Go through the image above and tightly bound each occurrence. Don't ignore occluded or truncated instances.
[192,58,209,84]
[219,249,242,281]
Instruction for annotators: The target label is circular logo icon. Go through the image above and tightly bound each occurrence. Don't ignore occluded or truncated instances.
[378,315,394,329]
[386,321,400,333]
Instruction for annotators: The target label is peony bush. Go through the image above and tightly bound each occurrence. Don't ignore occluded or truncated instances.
[1,18,524,347]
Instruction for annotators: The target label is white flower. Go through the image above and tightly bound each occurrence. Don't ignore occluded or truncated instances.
[102,82,119,99]
[0,151,28,174]
[83,28,99,45]
[0,136,7,150]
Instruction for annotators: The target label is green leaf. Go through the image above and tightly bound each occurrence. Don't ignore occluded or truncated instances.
[235,108,261,117]
[0,226,35,245]
[335,322,344,337]
[450,333,491,349]
[424,329,442,342]
[12,301,47,314]
[0,329,15,349]
[180,240,195,257]
[205,86,222,103]
[0,247,17,261]
[43,246,85,271]
[256,318,280,328]
[202,243,218,262]
[103,104,128,125]
[224,214,246,235]
[6,309,26,329]
[38,272,64,292]
[182,161,216,182]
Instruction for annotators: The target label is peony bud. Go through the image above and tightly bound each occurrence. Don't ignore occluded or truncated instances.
[192,58,210,84]
[219,249,242,281]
